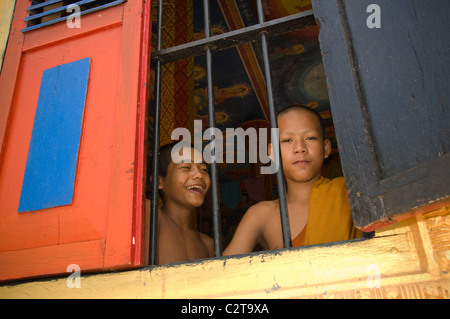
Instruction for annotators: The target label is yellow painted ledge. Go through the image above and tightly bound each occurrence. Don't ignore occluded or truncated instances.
[1,210,449,299]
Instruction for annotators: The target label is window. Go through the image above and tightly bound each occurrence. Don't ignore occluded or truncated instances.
[147,0,344,265]
[148,0,450,265]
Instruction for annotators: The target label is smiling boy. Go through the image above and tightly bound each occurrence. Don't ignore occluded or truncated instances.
[223,105,361,255]
[149,142,214,265]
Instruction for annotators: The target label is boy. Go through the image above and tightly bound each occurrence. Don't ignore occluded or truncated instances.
[147,141,214,265]
[223,105,361,255]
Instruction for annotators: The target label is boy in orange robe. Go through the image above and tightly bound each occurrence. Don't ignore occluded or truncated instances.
[223,105,361,254]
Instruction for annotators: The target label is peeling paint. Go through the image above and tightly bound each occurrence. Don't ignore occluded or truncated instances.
[265,277,281,294]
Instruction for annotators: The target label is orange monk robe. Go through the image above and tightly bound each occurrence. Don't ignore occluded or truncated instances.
[292,177,362,247]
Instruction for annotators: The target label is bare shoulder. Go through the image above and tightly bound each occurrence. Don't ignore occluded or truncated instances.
[198,232,213,244]
[238,199,279,234]
[198,232,215,257]
[245,199,278,218]
[243,200,281,229]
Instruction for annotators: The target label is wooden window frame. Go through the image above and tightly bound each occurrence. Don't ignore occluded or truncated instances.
[312,0,450,231]
[0,0,150,281]
[1,0,448,297]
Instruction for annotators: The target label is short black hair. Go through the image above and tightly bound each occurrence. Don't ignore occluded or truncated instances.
[276,104,326,139]
[158,140,207,177]
[158,142,178,178]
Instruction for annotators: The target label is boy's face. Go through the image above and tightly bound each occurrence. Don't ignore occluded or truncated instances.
[159,147,210,209]
[272,109,331,184]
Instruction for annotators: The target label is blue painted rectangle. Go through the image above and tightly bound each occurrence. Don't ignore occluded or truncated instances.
[18,58,90,213]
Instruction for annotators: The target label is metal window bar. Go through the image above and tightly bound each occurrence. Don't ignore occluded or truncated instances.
[149,0,164,266]
[255,0,291,248]
[203,0,223,257]
[149,0,317,264]
[22,0,126,32]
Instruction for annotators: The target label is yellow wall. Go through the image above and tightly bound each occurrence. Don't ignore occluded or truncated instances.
[1,205,449,299]
[0,1,16,72]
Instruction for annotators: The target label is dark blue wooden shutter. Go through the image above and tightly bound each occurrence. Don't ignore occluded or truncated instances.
[312,0,450,231]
